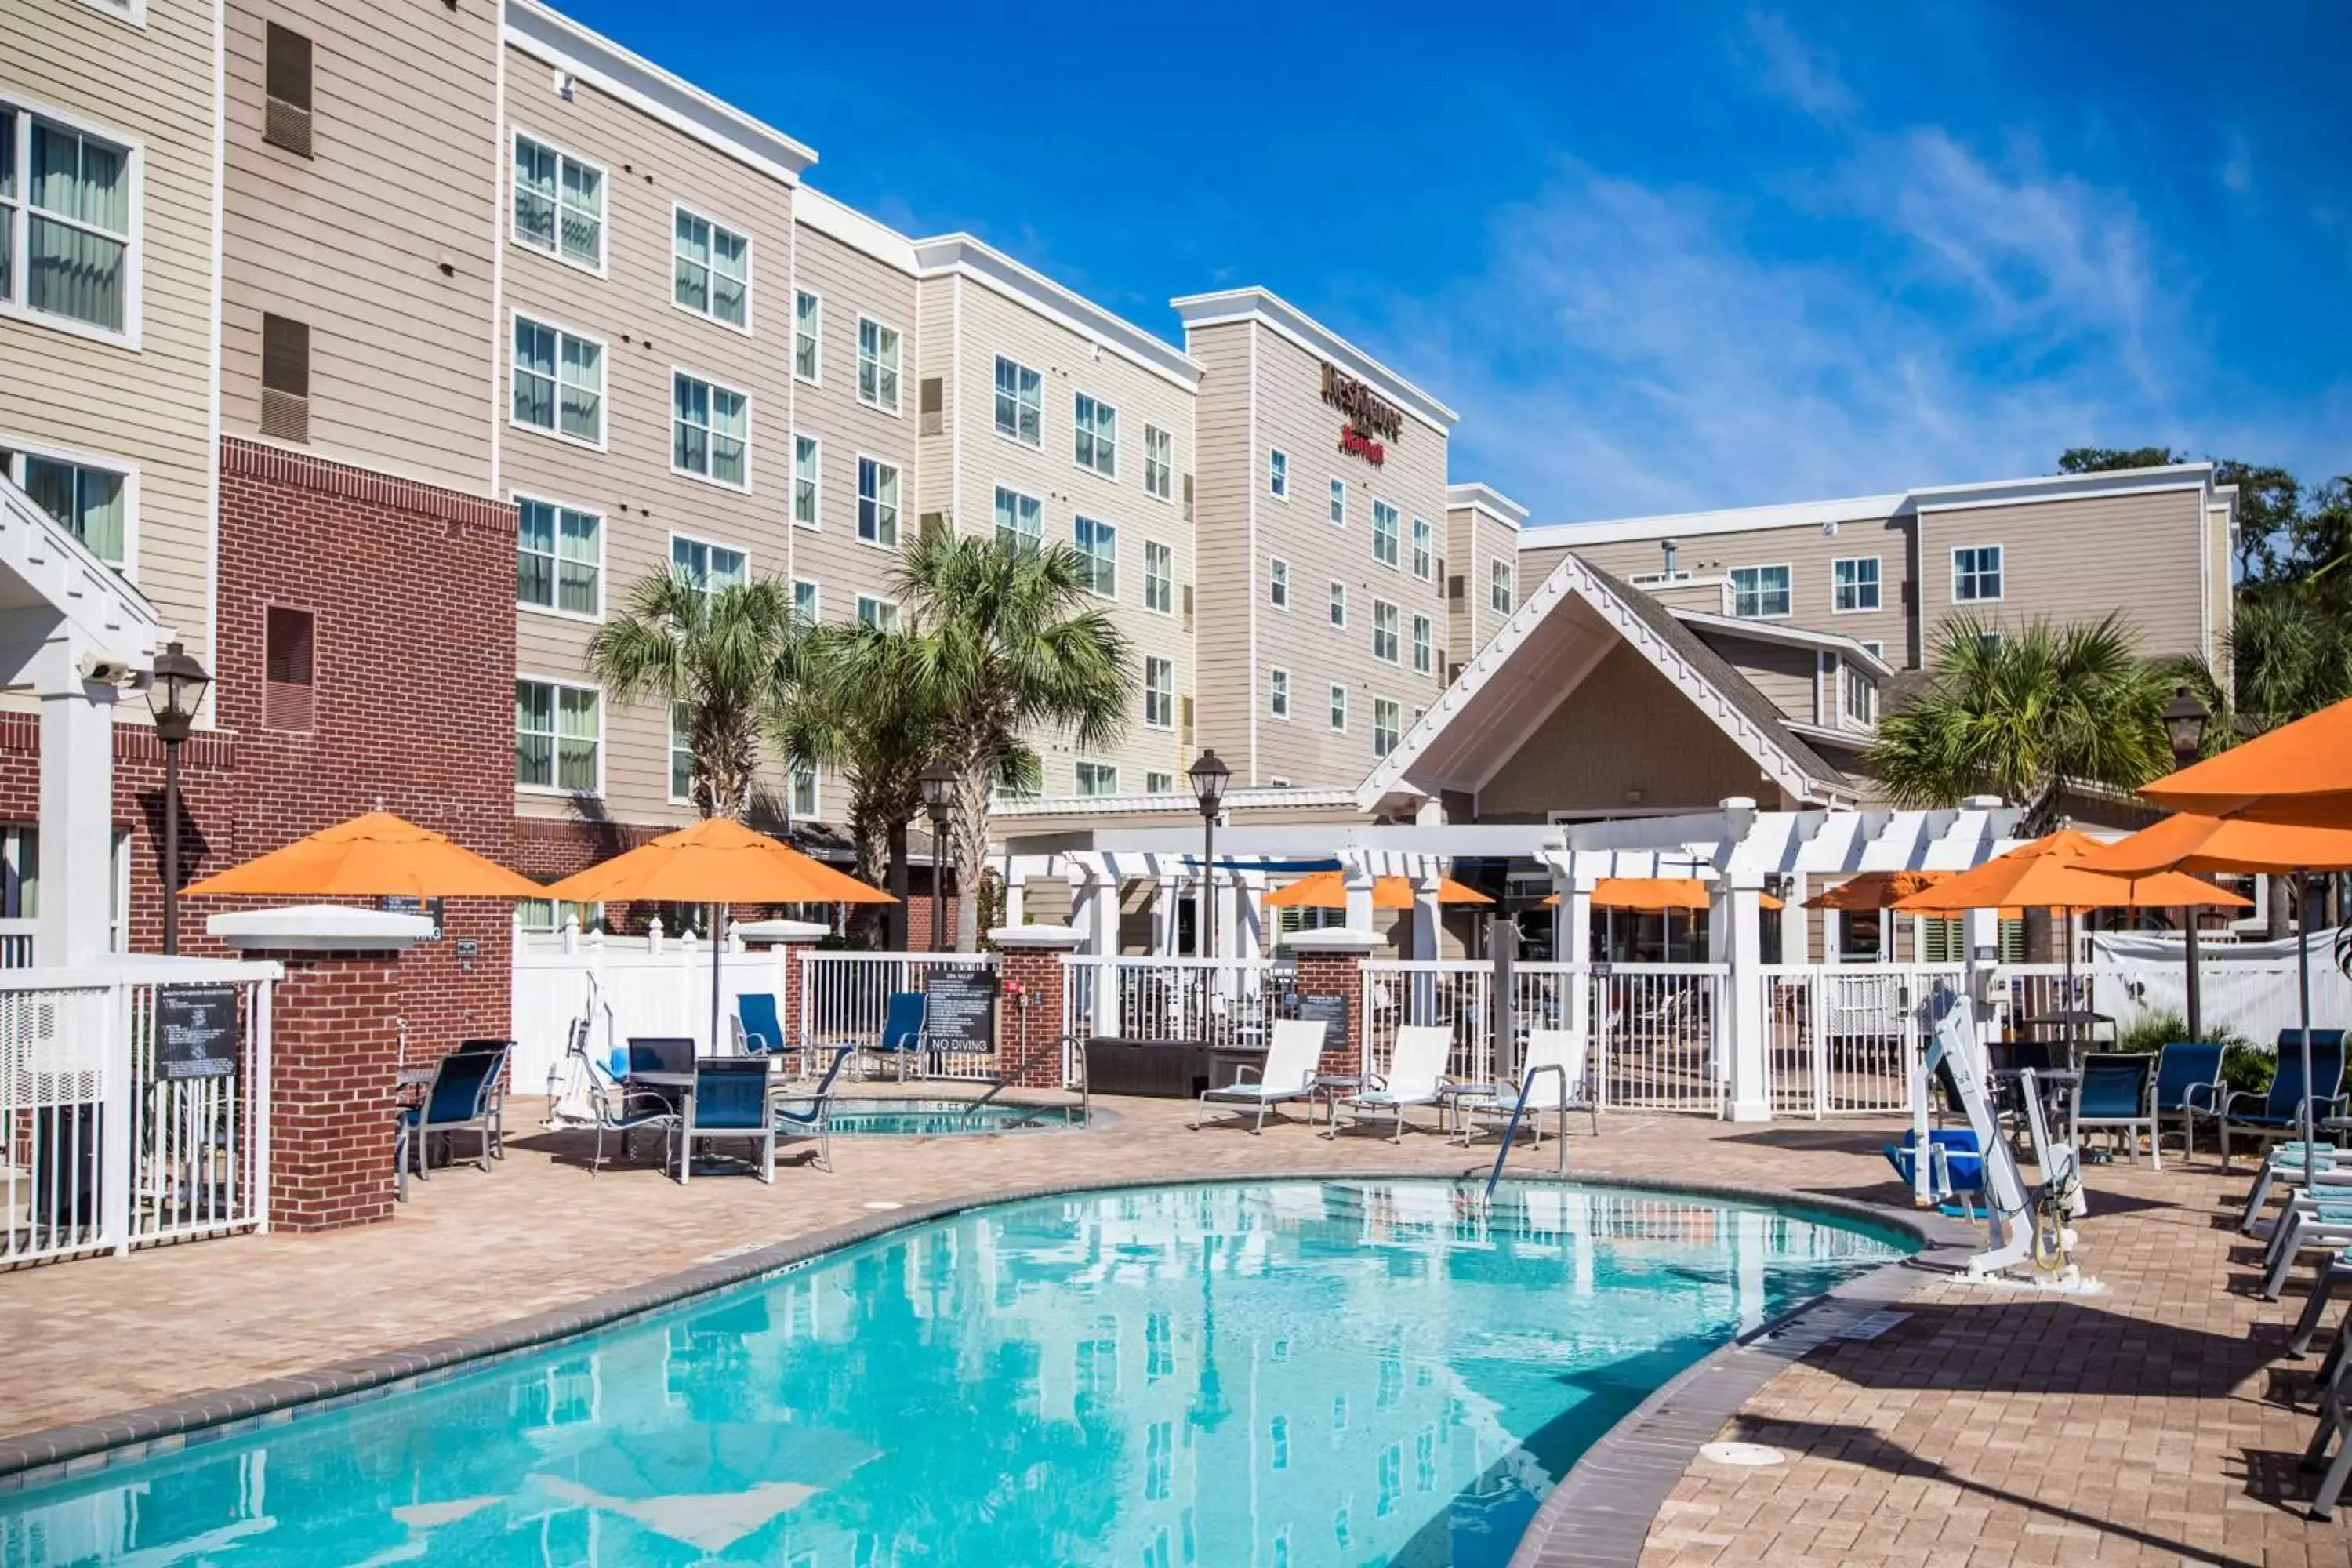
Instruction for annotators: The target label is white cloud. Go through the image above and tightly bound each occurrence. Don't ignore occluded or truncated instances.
[1744,10,1856,121]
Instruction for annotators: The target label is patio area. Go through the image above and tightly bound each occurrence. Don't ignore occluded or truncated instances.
[2,1092,2348,1566]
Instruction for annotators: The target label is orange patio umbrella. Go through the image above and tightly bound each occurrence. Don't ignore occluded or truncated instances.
[1804,870,1952,911]
[182,811,546,899]
[2139,695,2352,829]
[1263,869,1492,910]
[1887,828,2250,919]
[1541,877,1784,911]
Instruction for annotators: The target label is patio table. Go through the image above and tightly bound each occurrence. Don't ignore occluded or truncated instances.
[1309,1073,1362,1128]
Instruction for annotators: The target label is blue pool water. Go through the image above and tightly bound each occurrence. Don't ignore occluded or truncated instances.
[0,1181,1908,1567]
[825,1098,1085,1136]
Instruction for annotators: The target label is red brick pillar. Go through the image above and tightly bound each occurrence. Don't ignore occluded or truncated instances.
[1287,929,1384,1076]
[991,925,1083,1088]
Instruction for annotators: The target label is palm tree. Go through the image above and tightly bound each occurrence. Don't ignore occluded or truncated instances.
[1866,612,2176,831]
[586,572,800,820]
[895,532,1134,949]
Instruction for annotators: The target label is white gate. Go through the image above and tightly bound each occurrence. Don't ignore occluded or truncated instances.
[1762,965,1958,1116]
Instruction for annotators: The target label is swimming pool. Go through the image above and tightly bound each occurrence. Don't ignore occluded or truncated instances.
[0,1179,1908,1566]
[825,1097,1086,1136]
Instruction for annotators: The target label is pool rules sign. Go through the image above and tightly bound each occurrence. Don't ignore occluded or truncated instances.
[156,983,240,1080]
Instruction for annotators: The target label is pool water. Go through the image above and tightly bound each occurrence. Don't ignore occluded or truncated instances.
[0,1180,1907,1567]
[824,1098,1085,1136]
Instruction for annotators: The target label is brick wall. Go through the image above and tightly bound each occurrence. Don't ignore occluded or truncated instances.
[1294,949,1369,1075]
[266,951,402,1230]
[998,942,1074,1087]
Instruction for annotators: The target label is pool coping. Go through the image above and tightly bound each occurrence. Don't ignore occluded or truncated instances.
[0,1163,1972,1566]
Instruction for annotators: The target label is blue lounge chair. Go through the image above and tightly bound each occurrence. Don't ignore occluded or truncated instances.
[774,1046,856,1172]
[2221,1031,2349,1171]
[2152,1041,2226,1159]
[1883,1128,1987,1219]
[677,1058,777,1185]
[2073,1053,2158,1167]
[395,1043,509,1200]
[873,990,927,1081]
[735,993,793,1063]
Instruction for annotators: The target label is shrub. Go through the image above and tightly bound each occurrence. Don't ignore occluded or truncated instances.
[2111,1010,2269,1092]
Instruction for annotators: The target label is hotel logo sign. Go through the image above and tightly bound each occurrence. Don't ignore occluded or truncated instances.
[1323,363,1402,467]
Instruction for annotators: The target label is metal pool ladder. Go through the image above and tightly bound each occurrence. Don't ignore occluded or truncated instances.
[1484,1062,1570,1198]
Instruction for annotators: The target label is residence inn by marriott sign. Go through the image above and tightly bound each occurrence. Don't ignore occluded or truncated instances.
[1323,362,1403,466]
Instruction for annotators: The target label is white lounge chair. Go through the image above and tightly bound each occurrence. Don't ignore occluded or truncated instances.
[1458,1029,1599,1148]
[1192,1018,1329,1134]
[1326,1025,1453,1143]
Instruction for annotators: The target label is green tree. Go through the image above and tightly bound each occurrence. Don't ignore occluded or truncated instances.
[1866,613,2176,830]
[895,532,1134,950]
[586,572,800,820]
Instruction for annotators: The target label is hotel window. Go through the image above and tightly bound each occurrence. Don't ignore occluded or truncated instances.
[1268,557,1288,608]
[670,534,746,595]
[1863,640,1885,659]
[519,898,601,936]
[1729,564,1790,619]
[0,447,128,566]
[1329,477,1345,526]
[668,703,695,803]
[993,485,1042,554]
[856,317,900,412]
[263,606,314,731]
[1328,684,1347,732]
[1833,556,1880,612]
[1371,501,1399,567]
[994,357,1042,445]
[672,208,749,329]
[1953,545,2003,602]
[1269,668,1290,718]
[672,372,748,488]
[1373,699,1401,759]
[1843,665,1877,726]
[792,578,819,623]
[1146,771,1174,795]
[792,434,819,527]
[1144,539,1173,613]
[0,110,132,336]
[1075,515,1116,597]
[1074,394,1117,477]
[1490,559,1513,614]
[793,290,821,382]
[512,317,603,445]
[857,457,899,546]
[1410,517,1432,580]
[1372,600,1399,663]
[514,497,599,616]
[1412,614,1433,675]
[1143,426,1172,499]
[1268,448,1287,498]
[789,760,818,820]
[1144,656,1174,728]
[856,595,899,633]
[1076,760,1118,797]
[516,679,600,793]
[1328,581,1346,629]
[512,132,602,270]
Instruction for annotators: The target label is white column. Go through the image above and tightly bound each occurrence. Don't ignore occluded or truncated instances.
[1216,874,1244,963]
[1003,873,1025,927]
[37,648,119,967]
[1963,906,2002,1053]
[1079,871,1120,957]
[1722,869,1770,1122]
[1780,873,1809,965]
[1155,873,1184,956]
[1564,881,1594,1036]
[1342,856,1376,935]
[1409,870,1441,962]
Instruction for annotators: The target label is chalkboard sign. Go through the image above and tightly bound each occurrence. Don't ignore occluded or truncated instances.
[924,969,1000,1050]
[156,984,239,1080]
[376,895,445,939]
[1294,993,1348,1040]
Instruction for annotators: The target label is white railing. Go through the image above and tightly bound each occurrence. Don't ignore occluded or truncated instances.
[1,960,277,1268]
[1062,957,1298,1088]
[797,951,999,1079]
[0,917,35,970]
[1761,964,1960,1117]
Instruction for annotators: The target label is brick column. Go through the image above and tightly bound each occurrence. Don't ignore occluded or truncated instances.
[991,925,1083,1088]
[1287,928,1385,1076]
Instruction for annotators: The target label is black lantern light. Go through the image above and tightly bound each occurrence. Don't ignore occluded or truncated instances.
[144,641,211,954]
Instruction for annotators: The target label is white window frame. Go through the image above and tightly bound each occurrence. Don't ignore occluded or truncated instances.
[1328,581,1346,630]
[788,758,820,821]
[667,530,749,596]
[1269,667,1290,720]
[515,675,604,797]
[1073,392,1118,479]
[1268,448,1287,499]
[994,483,1043,554]
[667,702,695,805]
[1074,760,1119,798]
[1490,558,1513,614]
[855,454,900,549]
[1143,655,1175,730]
[791,577,821,624]
[509,310,607,451]
[0,96,146,350]
[1373,698,1401,759]
[1371,500,1400,568]
[1143,424,1172,500]
[510,489,601,622]
[792,432,821,529]
[793,289,822,384]
[669,201,753,335]
[510,127,605,277]
[73,0,149,25]
[855,314,902,414]
[1410,517,1432,581]
[1729,563,1792,619]
[1268,556,1289,609]
[994,354,1043,447]
[1952,544,2005,604]
[855,594,900,633]
[1145,771,1175,797]
[1329,477,1345,527]
[1842,663,1878,727]
[1328,684,1348,734]
[0,434,140,575]
[1143,539,1174,615]
[1832,556,1881,614]
[1863,640,1886,659]
[1411,613,1433,675]
[1074,514,1117,598]
[1372,599,1399,664]
[670,368,752,491]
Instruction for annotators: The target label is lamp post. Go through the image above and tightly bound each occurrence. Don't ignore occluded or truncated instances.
[144,641,212,956]
[1188,750,1230,961]
[918,760,958,954]
[2163,685,2212,1040]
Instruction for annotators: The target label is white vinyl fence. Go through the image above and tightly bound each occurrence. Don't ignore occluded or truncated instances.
[798,950,999,1080]
[512,931,788,1091]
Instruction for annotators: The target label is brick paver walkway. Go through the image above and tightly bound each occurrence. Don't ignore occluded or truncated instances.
[1,1095,2347,1565]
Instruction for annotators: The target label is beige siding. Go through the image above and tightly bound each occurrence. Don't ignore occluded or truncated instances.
[0,0,217,663]
[1443,505,1517,670]
[1696,631,1820,724]
[1915,487,2208,661]
[1186,321,1258,781]
[223,0,499,494]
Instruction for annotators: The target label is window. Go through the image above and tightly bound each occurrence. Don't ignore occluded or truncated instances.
[1268,448,1287,498]
[1074,516,1116,597]
[1953,545,2003,602]
[1074,394,1117,477]
[260,312,309,442]
[519,898,601,937]
[1144,539,1173,613]
[1328,684,1347,732]
[789,760,818,820]
[1833,556,1881,613]
[1144,656,1174,728]
[1843,665,1878,726]
[1372,600,1399,662]
[1838,909,1884,964]
[515,497,599,615]
[1412,614,1433,675]
[1730,564,1790,619]
[1269,668,1290,718]
[668,703,695,803]
[1374,699,1401,759]
[792,434,819,528]
[1076,760,1118,797]
[512,316,603,445]
[1328,581,1346,629]
[1490,559,1513,614]
[512,133,601,270]
[856,317,899,412]
[1143,426,1172,499]
[793,290,820,382]
[994,356,1041,445]
[1410,517,1432,580]
[262,24,314,158]
[1146,771,1174,795]
[857,457,899,546]
[263,605,314,731]
[1,447,129,565]
[670,534,746,594]
[1863,640,1885,659]
[993,485,1041,554]
[1,109,134,336]
[1371,501,1399,567]
[671,372,748,487]
[672,208,749,329]
[516,680,600,793]
[1329,477,1345,526]
[856,595,898,633]
[791,578,818,623]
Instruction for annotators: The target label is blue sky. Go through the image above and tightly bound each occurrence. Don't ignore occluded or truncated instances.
[561,2,2350,523]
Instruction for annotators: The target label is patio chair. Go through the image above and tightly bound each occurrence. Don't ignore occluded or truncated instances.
[394,1043,508,1200]
[2153,1041,2227,1158]
[2286,1248,2352,1360]
[2072,1053,2158,1167]
[871,990,928,1081]
[2242,1142,2352,1235]
[2220,1032,2349,1171]
[772,1045,857,1172]
[1458,1029,1599,1149]
[453,1037,514,1160]
[735,993,793,1062]
[543,1029,679,1178]
[1191,1018,1329,1134]
[2264,1196,2352,1301]
[1324,1025,1452,1143]
[677,1058,777,1185]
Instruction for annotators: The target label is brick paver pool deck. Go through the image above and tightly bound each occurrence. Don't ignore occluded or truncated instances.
[1,1094,2347,1566]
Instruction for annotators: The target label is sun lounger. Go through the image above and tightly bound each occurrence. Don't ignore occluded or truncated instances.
[1325,1025,1452,1143]
[1191,1018,1329,1134]
[1456,1029,1599,1148]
